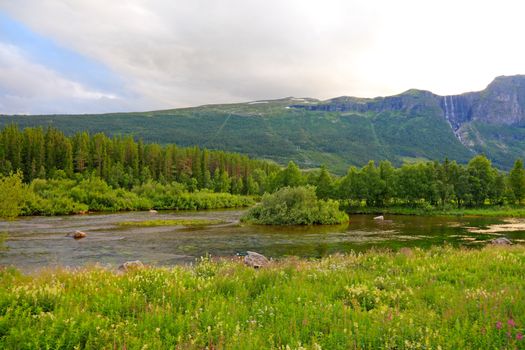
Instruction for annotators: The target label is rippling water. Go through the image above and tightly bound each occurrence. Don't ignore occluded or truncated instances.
[0,210,523,271]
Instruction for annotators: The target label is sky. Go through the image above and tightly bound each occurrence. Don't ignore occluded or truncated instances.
[1,0,525,114]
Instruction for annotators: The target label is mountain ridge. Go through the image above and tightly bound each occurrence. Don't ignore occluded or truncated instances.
[2,75,525,173]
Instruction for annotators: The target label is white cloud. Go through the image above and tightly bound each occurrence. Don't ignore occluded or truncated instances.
[1,0,525,113]
[0,43,141,114]
[0,0,374,110]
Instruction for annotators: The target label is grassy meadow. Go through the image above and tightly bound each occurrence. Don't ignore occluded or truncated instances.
[1,246,524,349]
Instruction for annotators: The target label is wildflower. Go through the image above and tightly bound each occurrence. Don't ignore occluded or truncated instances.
[507,319,516,327]
[517,333,523,341]
[496,321,503,330]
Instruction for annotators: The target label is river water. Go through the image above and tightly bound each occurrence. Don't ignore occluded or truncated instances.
[1,210,523,272]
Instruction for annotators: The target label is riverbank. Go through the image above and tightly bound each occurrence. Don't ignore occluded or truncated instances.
[347,205,525,218]
[1,246,524,349]
[13,204,525,219]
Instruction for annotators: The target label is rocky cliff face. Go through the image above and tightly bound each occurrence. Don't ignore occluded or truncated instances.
[291,75,525,144]
[470,75,525,125]
[291,89,442,116]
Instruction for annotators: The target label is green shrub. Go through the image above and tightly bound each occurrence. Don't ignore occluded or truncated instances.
[133,182,254,210]
[0,171,25,219]
[241,185,348,225]
[17,177,253,216]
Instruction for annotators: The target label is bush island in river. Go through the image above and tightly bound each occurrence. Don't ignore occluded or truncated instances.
[241,186,349,225]
[1,246,524,349]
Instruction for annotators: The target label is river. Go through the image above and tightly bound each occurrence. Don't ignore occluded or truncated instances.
[1,210,524,272]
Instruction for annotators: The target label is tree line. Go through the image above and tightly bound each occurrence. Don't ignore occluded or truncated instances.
[300,157,525,208]
[2,125,525,209]
[0,125,279,195]
[232,155,525,209]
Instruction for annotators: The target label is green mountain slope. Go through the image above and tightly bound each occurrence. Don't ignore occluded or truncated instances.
[2,76,525,173]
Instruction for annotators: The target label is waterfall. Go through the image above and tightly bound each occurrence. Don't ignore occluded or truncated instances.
[449,95,456,124]
[443,96,453,129]
[442,96,464,143]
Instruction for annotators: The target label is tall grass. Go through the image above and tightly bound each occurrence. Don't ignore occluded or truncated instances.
[1,246,524,349]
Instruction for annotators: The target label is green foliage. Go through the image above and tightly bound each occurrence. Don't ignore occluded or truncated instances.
[509,159,525,204]
[69,175,150,212]
[1,247,525,349]
[313,165,334,199]
[23,178,89,215]
[241,185,348,225]
[336,155,524,210]
[22,176,150,215]
[19,176,254,216]
[132,181,254,210]
[360,161,385,206]
[4,120,525,217]
[467,155,496,206]
[213,170,231,193]
[0,171,25,219]
[0,125,279,194]
[466,121,525,169]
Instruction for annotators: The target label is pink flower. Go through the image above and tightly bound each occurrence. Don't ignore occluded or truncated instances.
[517,333,524,341]
[496,321,503,330]
[508,319,516,327]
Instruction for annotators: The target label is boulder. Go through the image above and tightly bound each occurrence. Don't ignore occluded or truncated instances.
[118,260,144,271]
[373,215,384,220]
[244,251,269,269]
[149,209,158,214]
[491,237,513,245]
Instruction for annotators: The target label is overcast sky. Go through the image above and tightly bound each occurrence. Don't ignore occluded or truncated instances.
[1,0,524,114]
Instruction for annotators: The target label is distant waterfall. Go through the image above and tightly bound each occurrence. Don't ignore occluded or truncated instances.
[442,96,463,143]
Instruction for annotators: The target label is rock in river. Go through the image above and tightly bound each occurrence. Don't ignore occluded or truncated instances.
[68,230,86,239]
[374,215,384,220]
[244,251,269,269]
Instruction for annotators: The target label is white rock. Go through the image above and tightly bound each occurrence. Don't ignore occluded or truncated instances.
[244,251,269,269]
[491,237,513,245]
[118,260,144,271]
